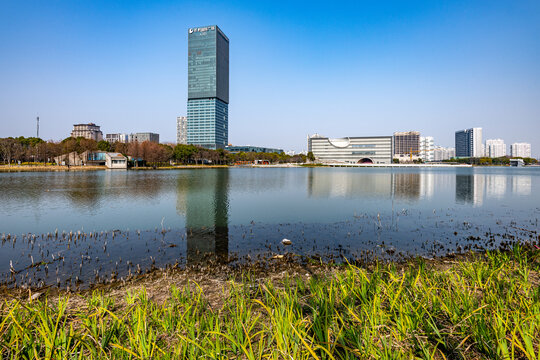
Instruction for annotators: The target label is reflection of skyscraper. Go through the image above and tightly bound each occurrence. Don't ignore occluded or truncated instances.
[177,169,229,263]
[455,174,484,206]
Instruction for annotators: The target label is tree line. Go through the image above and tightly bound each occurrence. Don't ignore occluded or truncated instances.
[444,156,538,165]
[0,137,307,166]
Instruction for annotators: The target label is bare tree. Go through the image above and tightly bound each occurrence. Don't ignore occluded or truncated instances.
[0,138,16,166]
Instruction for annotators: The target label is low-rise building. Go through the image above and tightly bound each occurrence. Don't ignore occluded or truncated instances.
[225,145,284,154]
[54,151,127,169]
[433,146,456,161]
[71,123,103,141]
[105,152,128,169]
[105,133,129,143]
[307,134,393,164]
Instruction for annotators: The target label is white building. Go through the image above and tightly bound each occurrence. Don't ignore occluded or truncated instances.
[308,134,393,164]
[510,143,531,158]
[105,133,128,143]
[419,136,434,162]
[105,152,128,169]
[485,139,506,158]
[177,116,187,145]
[433,146,455,161]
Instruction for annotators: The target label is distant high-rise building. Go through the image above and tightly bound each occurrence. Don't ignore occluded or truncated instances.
[433,146,455,161]
[419,136,434,162]
[71,123,103,141]
[455,128,482,158]
[485,139,506,158]
[393,131,420,157]
[177,116,187,145]
[187,25,229,149]
[129,133,159,143]
[105,133,128,143]
[510,143,531,158]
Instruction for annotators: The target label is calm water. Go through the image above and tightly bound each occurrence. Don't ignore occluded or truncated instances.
[0,167,539,288]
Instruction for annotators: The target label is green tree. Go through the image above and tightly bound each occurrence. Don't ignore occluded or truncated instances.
[97,140,111,152]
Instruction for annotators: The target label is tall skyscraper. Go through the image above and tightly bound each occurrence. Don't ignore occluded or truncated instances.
[177,116,187,144]
[510,143,531,158]
[485,139,506,158]
[455,128,482,158]
[187,25,229,149]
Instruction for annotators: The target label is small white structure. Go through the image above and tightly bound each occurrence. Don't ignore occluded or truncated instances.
[105,153,127,169]
[509,158,525,167]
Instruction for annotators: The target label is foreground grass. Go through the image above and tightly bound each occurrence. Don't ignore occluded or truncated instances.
[1,247,539,359]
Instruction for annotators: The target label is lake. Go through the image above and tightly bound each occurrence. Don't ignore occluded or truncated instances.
[0,167,539,288]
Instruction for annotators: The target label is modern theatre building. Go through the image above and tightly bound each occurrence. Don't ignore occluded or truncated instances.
[187,25,229,149]
[308,135,394,164]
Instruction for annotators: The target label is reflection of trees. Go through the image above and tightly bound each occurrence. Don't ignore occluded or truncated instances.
[180,169,229,264]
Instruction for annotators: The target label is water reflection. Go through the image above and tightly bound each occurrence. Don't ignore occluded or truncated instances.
[177,170,229,263]
[455,175,484,206]
[512,176,532,196]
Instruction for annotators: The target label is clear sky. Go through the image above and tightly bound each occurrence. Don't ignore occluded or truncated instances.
[1,0,539,155]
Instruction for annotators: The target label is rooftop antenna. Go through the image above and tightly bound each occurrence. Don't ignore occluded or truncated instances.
[36,116,39,138]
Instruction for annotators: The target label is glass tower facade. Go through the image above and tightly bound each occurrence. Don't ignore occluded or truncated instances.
[187,25,229,149]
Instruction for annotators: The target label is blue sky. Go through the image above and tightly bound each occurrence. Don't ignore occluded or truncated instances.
[0,0,539,154]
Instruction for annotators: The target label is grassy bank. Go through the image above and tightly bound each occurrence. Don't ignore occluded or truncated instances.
[1,247,539,359]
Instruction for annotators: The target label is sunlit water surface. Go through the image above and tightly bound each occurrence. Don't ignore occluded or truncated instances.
[0,167,538,287]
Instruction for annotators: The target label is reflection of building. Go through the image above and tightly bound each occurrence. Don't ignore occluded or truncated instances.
[308,168,393,198]
[392,173,420,200]
[177,169,229,263]
[177,116,187,145]
[71,123,103,141]
[455,128,482,158]
[510,143,531,158]
[129,133,159,143]
[512,176,531,195]
[455,174,484,206]
[485,175,506,199]
[307,134,393,164]
[420,172,434,199]
[485,139,506,158]
[187,25,229,149]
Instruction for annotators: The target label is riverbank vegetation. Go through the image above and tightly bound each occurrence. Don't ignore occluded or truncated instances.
[444,156,538,165]
[0,137,307,167]
[1,246,538,359]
